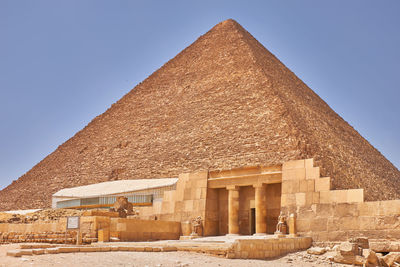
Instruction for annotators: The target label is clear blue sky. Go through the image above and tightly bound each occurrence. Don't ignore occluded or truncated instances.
[0,1,399,190]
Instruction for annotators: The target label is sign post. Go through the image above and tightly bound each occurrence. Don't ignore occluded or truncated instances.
[66,216,81,245]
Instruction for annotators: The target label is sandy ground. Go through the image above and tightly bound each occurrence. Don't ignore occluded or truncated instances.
[0,244,348,267]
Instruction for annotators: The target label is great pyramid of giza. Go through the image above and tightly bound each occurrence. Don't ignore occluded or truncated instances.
[1,19,399,210]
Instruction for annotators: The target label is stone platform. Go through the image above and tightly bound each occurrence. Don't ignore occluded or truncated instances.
[6,235,312,259]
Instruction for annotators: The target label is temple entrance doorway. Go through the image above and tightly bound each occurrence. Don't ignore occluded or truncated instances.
[250,208,256,235]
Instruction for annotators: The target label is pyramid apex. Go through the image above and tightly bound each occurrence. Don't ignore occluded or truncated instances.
[212,19,244,31]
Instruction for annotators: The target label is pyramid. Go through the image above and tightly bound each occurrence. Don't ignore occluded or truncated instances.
[1,19,399,210]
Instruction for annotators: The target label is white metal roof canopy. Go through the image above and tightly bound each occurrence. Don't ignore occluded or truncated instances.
[53,178,178,199]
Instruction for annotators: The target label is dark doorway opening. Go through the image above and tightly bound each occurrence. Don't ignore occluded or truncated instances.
[250,208,256,235]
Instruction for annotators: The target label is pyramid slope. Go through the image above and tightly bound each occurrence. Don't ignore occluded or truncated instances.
[0,19,399,210]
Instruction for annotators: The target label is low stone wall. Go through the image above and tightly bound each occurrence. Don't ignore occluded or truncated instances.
[0,217,99,244]
[110,218,181,241]
[229,237,312,259]
[297,200,400,241]
[0,215,181,244]
[281,159,400,242]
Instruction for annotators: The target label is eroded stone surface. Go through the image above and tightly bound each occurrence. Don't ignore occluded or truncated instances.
[0,19,399,211]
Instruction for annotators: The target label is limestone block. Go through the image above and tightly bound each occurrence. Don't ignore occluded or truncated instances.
[305,158,314,169]
[58,247,80,253]
[357,201,380,217]
[307,247,326,255]
[307,180,315,192]
[162,246,177,252]
[98,228,110,242]
[362,249,380,266]
[306,167,320,180]
[315,177,330,192]
[296,219,311,232]
[6,250,22,257]
[327,217,340,231]
[45,248,59,254]
[116,223,126,232]
[299,180,308,192]
[339,241,359,256]
[290,180,300,194]
[333,203,359,217]
[201,188,208,199]
[79,246,97,252]
[305,192,313,206]
[183,200,194,212]
[32,249,45,255]
[310,218,328,232]
[381,252,400,267]
[333,254,365,265]
[281,194,295,207]
[283,159,305,170]
[330,190,348,203]
[319,191,331,204]
[379,200,400,216]
[281,180,291,194]
[357,216,376,231]
[339,217,360,231]
[312,192,320,204]
[346,189,364,203]
[183,188,192,200]
[328,231,348,242]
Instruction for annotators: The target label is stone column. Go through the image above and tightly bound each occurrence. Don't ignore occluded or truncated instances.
[227,185,240,235]
[253,183,267,235]
[288,213,297,237]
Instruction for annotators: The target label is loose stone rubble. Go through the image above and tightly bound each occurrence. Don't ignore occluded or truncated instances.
[307,237,400,266]
[0,209,83,224]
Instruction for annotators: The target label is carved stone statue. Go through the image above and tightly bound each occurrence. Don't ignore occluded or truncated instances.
[275,211,287,235]
[109,196,138,218]
[190,216,203,236]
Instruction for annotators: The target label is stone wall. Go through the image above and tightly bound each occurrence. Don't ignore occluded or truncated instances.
[281,159,400,241]
[0,215,181,244]
[109,218,180,241]
[0,217,97,244]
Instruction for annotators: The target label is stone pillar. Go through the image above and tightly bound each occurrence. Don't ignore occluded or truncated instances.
[288,213,297,237]
[253,183,267,235]
[227,185,240,235]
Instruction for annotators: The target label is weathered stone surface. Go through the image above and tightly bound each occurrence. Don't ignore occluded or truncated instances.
[6,250,22,257]
[307,247,326,255]
[0,19,399,211]
[340,241,360,256]
[382,252,400,267]
[350,237,369,249]
[362,249,380,267]
[333,254,366,266]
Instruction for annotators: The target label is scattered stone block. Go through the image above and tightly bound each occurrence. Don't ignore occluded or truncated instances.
[6,250,22,257]
[362,249,380,266]
[333,254,366,266]
[382,252,400,267]
[350,237,369,249]
[340,241,360,256]
[307,247,326,255]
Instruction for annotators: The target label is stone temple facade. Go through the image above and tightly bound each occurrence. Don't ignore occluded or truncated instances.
[134,158,399,242]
